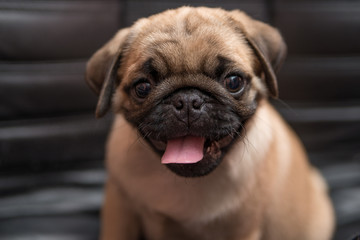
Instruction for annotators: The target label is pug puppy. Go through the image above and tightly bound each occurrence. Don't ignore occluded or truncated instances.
[86,6,334,240]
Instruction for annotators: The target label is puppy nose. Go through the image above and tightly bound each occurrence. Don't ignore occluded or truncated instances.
[173,95,202,110]
[171,89,205,123]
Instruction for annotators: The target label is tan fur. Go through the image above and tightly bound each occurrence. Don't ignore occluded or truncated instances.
[102,101,334,240]
[86,6,335,240]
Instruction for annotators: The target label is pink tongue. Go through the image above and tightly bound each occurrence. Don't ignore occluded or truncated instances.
[161,136,205,164]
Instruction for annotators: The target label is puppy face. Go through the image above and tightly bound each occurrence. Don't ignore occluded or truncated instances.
[86,7,286,177]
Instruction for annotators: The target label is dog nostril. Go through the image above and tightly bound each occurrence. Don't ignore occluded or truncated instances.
[174,99,184,110]
[192,99,202,110]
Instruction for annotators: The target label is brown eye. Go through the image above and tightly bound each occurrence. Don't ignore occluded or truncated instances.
[135,80,152,98]
[224,75,244,93]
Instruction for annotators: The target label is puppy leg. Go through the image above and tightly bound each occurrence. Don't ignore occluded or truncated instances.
[100,179,141,240]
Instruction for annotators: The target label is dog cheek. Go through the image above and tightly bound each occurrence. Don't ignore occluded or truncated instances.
[250,76,268,97]
[113,89,129,113]
[113,90,147,126]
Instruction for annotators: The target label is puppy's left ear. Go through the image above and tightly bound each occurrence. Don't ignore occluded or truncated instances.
[86,28,130,118]
[229,11,287,98]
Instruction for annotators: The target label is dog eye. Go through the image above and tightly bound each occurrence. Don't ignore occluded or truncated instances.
[134,80,152,98]
[224,75,244,93]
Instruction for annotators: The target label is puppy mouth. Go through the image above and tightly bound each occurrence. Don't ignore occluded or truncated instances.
[147,134,235,177]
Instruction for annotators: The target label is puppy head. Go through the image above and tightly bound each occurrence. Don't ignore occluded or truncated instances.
[86,7,286,177]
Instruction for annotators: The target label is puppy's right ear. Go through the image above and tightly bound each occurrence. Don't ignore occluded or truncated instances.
[86,28,130,118]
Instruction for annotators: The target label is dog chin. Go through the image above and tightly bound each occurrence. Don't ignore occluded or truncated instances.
[148,134,236,177]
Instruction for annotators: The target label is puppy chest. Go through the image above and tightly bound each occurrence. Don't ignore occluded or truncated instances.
[139,210,242,240]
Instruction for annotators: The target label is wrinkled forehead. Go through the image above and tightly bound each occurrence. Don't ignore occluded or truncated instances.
[123,9,255,78]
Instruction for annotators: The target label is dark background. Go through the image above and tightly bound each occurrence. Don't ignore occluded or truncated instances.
[0,0,359,239]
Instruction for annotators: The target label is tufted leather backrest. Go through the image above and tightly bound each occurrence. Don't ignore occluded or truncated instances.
[0,0,122,167]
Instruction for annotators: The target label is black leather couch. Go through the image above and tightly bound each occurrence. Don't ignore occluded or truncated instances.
[0,0,359,239]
